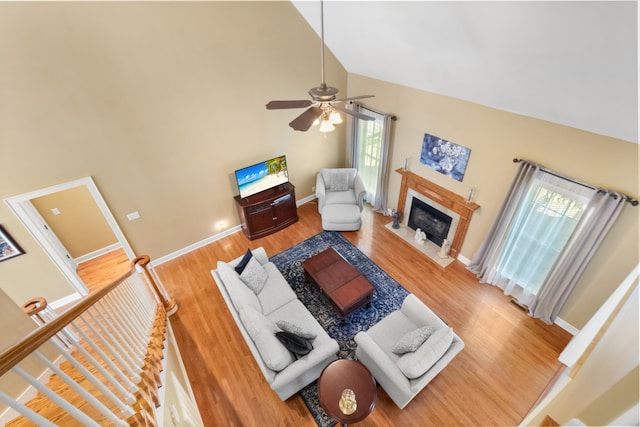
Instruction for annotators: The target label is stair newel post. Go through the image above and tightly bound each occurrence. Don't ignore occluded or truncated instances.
[132,255,178,316]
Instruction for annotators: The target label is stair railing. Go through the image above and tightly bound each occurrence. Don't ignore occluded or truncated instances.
[0,256,175,426]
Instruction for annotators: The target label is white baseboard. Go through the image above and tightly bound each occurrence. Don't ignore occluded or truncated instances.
[457,253,471,265]
[554,316,579,335]
[49,292,82,311]
[151,197,317,267]
[74,243,121,264]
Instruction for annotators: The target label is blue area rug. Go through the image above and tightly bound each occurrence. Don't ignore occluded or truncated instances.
[271,231,410,427]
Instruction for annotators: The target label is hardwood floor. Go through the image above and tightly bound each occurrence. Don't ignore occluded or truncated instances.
[76,248,130,292]
[153,201,572,426]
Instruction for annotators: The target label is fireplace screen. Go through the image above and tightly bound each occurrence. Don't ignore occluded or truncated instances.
[407,197,452,246]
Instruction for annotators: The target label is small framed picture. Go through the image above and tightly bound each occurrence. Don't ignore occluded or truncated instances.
[0,225,25,262]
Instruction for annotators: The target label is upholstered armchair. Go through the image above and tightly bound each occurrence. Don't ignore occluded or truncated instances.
[315,168,366,231]
[315,168,366,214]
[354,294,464,409]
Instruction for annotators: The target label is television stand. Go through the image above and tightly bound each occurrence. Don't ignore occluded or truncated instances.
[234,182,298,240]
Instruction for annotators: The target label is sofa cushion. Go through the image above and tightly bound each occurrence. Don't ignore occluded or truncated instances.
[239,305,295,372]
[234,248,253,274]
[276,319,318,341]
[392,326,437,355]
[239,256,268,294]
[256,263,298,315]
[396,327,454,379]
[217,261,262,313]
[275,331,313,356]
[321,168,356,191]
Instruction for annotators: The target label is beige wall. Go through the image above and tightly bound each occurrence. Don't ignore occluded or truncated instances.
[0,2,347,305]
[31,185,118,259]
[347,74,639,329]
[0,2,637,331]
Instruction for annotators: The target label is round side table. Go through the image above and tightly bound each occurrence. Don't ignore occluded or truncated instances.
[317,359,377,426]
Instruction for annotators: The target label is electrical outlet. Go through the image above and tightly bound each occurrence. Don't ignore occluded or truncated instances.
[311,186,316,192]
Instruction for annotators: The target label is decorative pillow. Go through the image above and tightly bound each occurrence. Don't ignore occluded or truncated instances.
[238,305,295,371]
[216,261,262,313]
[330,172,350,191]
[234,248,253,274]
[275,331,314,356]
[276,320,317,341]
[239,256,268,294]
[392,326,436,355]
[396,327,454,379]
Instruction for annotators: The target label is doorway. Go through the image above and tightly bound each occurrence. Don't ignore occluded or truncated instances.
[4,177,135,300]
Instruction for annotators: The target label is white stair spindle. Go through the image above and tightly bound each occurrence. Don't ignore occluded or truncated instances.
[77,314,141,386]
[58,327,138,400]
[0,390,57,427]
[33,350,132,425]
[12,365,101,427]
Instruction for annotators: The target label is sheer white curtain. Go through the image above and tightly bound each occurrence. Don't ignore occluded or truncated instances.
[346,103,393,214]
[488,171,594,308]
[468,160,627,323]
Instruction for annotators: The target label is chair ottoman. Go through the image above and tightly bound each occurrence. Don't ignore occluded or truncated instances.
[321,204,362,231]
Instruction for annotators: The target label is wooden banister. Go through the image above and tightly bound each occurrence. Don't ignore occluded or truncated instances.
[2,254,173,426]
[133,255,178,315]
[0,268,134,378]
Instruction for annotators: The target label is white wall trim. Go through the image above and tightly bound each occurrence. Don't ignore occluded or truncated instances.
[49,292,82,311]
[74,243,121,264]
[151,197,317,267]
[554,317,579,336]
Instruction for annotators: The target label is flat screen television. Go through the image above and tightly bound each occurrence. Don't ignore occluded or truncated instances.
[235,155,289,199]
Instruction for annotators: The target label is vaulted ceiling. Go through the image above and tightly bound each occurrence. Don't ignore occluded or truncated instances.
[292,1,638,144]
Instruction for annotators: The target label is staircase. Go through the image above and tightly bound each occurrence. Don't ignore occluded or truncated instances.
[0,256,198,426]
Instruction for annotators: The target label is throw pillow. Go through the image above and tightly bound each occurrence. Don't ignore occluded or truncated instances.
[239,256,268,294]
[330,172,350,191]
[396,327,454,379]
[275,331,314,356]
[392,326,436,355]
[234,248,253,274]
[276,320,318,341]
[238,305,295,371]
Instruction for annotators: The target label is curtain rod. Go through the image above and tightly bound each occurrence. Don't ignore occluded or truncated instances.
[513,158,638,206]
[349,101,397,121]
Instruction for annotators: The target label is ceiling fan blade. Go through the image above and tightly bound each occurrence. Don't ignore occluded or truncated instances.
[332,104,376,121]
[266,100,313,110]
[333,95,376,103]
[289,107,323,131]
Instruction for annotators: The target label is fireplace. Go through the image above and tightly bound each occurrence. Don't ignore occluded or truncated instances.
[387,169,480,265]
[408,197,452,246]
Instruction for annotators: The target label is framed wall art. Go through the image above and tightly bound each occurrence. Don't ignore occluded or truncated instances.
[0,225,25,262]
[419,133,471,182]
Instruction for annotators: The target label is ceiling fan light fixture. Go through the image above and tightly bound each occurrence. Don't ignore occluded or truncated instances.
[319,117,335,132]
[329,109,342,124]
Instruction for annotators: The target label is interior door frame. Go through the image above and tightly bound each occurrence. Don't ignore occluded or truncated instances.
[4,176,135,298]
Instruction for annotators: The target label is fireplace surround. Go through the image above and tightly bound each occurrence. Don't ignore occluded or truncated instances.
[390,169,480,262]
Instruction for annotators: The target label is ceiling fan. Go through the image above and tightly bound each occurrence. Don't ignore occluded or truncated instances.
[266,0,375,132]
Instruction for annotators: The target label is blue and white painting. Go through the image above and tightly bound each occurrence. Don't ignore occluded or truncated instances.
[419,133,471,182]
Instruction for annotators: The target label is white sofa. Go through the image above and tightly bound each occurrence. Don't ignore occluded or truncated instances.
[354,294,464,409]
[211,247,339,400]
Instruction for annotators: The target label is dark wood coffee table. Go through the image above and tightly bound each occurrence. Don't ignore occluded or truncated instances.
[301,248,375,319]
[317,359,377,426]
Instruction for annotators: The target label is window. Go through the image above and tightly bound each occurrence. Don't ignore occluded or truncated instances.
[354,108,385,204]
[493,172,593,306]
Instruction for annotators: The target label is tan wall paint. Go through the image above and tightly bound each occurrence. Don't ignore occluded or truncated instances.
[31,186,118,259]
[0,289,57,413]
[347,74,639,329]
[0,2,347,305]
